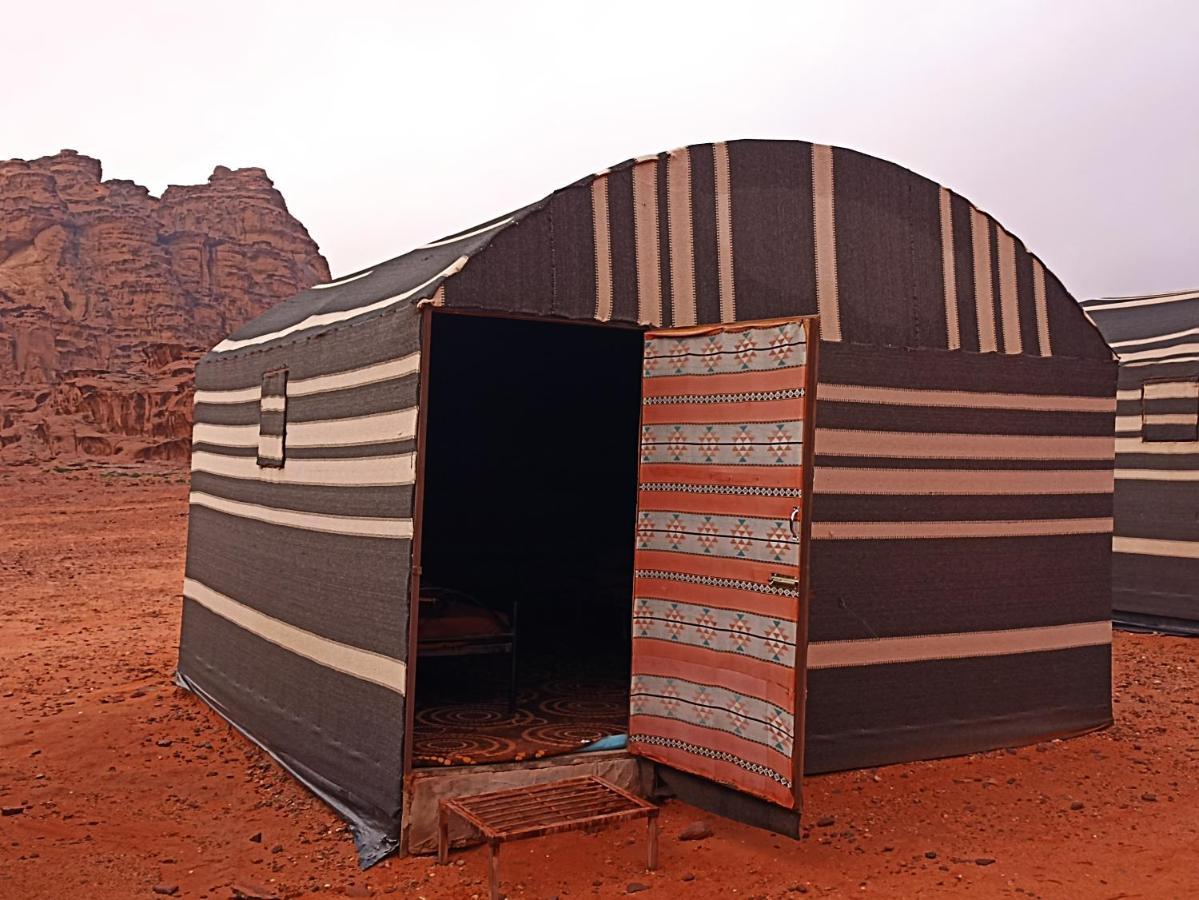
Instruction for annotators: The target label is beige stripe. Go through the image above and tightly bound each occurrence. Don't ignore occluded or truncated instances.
[1121,341,1199,363]
[632,159,664,326]
[1113,536,1199,559]
[1143,381,1198,401]
[257,435,284,459]
[1085,290,1199,312]
[1117,468,1199,482]
[971,208,997,352]
[193,409,418,450]
[190,491,413,539]
[1126,354,1199,368]
[1115,438,1199,454]
[812,144,841,341]
[666,148,697,326]
[195,354,421,406]
[191,450,415,486]
[816,429,1113,460]
[1113,324,1199,349]
[1116,388,1140,402]
[291,354,420,398]
[592,175,613,322]
[309,270,374,290]
[814,467,1113,495]
[938,187,960,350]
[713,142,736,322]
[1114,415,1140,432]
[183,578,406,693]
[260,396,286,413]
[813,517,1112,540]
[1144,413,1198,426]
[1032,258,1051,356]
[807,621,1110,669]
[213,258,466,353]
[419,217,513,249]
[996,226,1021,354]
[817,382,1116,413]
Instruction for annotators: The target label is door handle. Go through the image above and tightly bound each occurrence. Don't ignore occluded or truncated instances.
[788,505,801,538]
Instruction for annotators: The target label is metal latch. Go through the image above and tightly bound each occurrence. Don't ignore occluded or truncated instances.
[768,573,800,590]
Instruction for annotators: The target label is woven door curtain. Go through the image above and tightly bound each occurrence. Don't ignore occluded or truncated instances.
[629,317,815,809]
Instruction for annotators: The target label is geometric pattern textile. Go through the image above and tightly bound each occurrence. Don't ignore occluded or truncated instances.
[630,318,815,809]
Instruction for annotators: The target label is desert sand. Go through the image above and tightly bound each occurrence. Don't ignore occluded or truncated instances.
[2,468,1197,898]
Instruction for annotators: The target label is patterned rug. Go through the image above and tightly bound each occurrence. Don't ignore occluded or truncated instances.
[412,657,628,767]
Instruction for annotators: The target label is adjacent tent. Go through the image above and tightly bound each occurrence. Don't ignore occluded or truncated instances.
[178,139,1117,865]
[1082,288,1199,633]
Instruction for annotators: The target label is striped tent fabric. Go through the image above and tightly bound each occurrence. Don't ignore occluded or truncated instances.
[1082,288,1199,633]
[179,139,1116,864]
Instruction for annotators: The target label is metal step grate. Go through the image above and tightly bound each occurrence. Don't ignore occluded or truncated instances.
[439,775,659,900]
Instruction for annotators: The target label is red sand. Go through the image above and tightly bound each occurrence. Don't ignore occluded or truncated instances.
[2,469,1197,898]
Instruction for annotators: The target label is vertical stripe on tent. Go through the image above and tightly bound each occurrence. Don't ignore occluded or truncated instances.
[1033,257,1052,356]
[1013,239,1041,355]
[971,208,997,352]
[997,226,1022,354]
[608,166,640,324]
[713,142,736,322]
[939,187,961,350]
[633,158,664,326]
[656,155,675,328]
[812,144,841,341]
[950,192,979,353]
[690,145,721,325]
[592,175,613,322]
[667,148,697,326]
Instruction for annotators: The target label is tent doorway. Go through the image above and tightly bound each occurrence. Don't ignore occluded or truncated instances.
[412,311,646,769]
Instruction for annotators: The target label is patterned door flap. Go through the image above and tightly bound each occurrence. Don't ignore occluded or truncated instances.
[629,317,817,810]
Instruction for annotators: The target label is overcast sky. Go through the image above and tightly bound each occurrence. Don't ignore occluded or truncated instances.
[4,0,1196,299]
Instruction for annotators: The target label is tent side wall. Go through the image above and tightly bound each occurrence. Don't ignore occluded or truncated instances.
[805,341,1116,771]
[1086,291,1199,631]
[178,303,422,864]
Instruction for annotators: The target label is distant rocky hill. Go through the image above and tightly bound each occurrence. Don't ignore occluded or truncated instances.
[0,150,329,465]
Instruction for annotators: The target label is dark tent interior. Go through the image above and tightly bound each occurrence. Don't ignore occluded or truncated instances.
[415,312,645,767]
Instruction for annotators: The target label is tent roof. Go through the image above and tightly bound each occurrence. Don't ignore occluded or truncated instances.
[208,138,1100,361]
[1082,288,1199,366]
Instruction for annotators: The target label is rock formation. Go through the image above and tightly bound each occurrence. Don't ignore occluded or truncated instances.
[0,150,329,465]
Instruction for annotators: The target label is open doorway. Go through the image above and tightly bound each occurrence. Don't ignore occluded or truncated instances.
[413,311,645,768]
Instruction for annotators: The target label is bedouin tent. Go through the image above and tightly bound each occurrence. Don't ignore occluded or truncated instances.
[178,139,1117,866]
[1082,288,1199,634]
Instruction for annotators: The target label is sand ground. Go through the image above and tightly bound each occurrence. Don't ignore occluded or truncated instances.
[2,469,1197,899]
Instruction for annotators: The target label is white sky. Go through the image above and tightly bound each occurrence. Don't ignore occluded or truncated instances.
[4,0,1196,299]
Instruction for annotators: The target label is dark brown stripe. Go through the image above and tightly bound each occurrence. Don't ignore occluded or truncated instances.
[197,303,421,390]
[816,455,1114,471]
[195,377,418,426]
[178,600,404,845]
[949,192,980,353]
[804,644,1110,774]
[689,143,721,325]
[186,505,409,658]
[816,401,1116,436]
[726,140,817,323]
[547,184,598,320]
[818,341,1117,397]
[656,153,674,328]
[190,471,414,518]
[814,492,1112,523]
[606,165,638,324]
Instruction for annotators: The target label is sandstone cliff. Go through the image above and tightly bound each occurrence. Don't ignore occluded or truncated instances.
[0,150,329,465]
